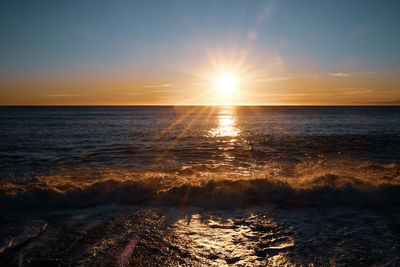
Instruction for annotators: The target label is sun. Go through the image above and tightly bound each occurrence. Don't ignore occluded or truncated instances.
[217,76,236,97]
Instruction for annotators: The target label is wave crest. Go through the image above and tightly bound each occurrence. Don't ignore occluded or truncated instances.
[1,160,399,210]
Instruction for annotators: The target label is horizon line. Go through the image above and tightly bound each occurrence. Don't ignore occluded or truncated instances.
[1,104,399,107]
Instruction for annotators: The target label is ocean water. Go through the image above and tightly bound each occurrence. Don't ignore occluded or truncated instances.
[0,106,399,266]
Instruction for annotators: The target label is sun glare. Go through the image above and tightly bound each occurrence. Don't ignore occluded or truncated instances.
[217,76,236,97]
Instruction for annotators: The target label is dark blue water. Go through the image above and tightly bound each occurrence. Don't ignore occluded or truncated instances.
[1,106,400,266]
[1,106,399,179]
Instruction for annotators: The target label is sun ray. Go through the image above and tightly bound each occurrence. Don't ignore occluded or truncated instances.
[157,106,209,160]
[135,107,199,154]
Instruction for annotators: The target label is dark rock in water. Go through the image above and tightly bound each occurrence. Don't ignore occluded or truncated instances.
[225,256,241,264]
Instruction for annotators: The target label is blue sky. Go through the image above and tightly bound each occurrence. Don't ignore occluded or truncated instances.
[1,0,399,104]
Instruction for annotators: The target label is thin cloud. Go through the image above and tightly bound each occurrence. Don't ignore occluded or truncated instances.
[364,99,400,105]
[152,89,182,93]
[327,71,377,78]
[143,83,173,88]
[328,72,352,78]
[256,76,292,82]
[45,94,81,97]
[341,88,375,95]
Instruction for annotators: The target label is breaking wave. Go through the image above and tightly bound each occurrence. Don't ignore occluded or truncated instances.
[1,160,400,211]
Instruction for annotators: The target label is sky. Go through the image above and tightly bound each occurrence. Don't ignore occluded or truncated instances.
[1,0,400,105]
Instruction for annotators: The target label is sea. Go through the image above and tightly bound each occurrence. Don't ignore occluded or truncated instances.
[0,106,399,266]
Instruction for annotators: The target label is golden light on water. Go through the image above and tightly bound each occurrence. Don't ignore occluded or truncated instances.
[209,108,240,138]
[172,213,294,266]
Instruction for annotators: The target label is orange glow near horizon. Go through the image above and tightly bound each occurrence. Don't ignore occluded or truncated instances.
[1,51,400,106]
[1,1,400,106]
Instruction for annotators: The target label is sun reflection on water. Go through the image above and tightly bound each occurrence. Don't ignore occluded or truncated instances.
[172,213,294,266]
[208,109,240,138]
